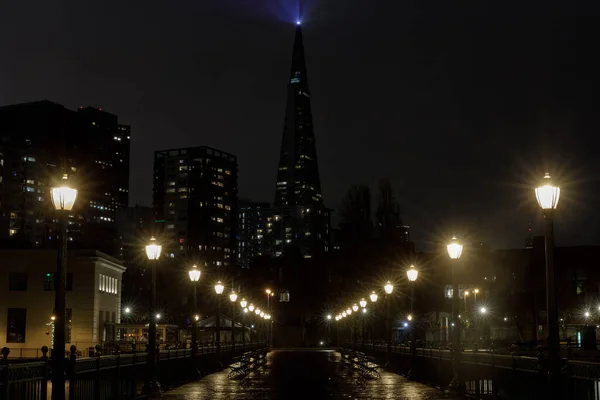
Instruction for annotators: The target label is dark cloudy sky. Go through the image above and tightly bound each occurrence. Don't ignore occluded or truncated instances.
[1,0,598,249]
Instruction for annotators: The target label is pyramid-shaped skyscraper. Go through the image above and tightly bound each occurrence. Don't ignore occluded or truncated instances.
[271,24,331,258]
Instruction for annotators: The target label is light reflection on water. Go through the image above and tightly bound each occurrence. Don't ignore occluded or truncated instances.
[163,350,459,399]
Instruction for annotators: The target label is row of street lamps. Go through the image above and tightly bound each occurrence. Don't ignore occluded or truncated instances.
[47,170,560,397]
[329,173,561,393]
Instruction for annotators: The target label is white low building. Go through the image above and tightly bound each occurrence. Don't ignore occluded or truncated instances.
[0,249,126,356]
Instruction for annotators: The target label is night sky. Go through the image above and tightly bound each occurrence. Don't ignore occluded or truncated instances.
[2,1,598,250]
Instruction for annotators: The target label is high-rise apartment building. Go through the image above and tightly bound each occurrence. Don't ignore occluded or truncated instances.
[238,202,271,269]
[153,147,238,267]
[272,24,331,258]
[0,101,130,256]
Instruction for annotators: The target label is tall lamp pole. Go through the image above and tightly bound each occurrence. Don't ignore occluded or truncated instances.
[447,236,464,392]
[352,304,359,349]
[535,172,561,387]
[360,298,367,348]
[229,290,238,352]
[50,174,77,400]
[144,237,162,394]
[188,265,201,359]
[407,264,419,372]
[384,281,394,354]
[240,299,248,349]
[214,281,224,354]
[369,291,378,348]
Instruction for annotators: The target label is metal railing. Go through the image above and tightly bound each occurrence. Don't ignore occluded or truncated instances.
[0,341,267,400]
[341,342,600,399]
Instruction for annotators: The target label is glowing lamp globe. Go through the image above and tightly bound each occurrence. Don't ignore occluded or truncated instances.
[327,314,332,320]
[384,281,393,295]
[407,265,418,282]
[359,298,367,308]
[346,308,352,315]
[255,308,261,315]
[229,291,238,303]
[260,311,265,318]
[51,174,78,211]
[370,292,378,303]
[188,265,201,282]
[535,173,560,210]
[447,236,463,260]
[146,237,161,260]
[240,299,247,308]
[249,304,255,312]
[352,304,359,312]
[342,311,347,318]
[214,281,224,295]
[362,308,367,314]
[296,20,301,25]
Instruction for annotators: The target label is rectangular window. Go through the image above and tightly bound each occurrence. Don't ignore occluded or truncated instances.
[6,308,26,343]
[9,272,27,291]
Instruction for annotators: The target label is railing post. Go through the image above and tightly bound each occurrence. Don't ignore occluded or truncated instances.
[69,345,77,400]
[1,348,9,400]
[94,354,101,400]
[113,350,121,400]
[40,346,49,400]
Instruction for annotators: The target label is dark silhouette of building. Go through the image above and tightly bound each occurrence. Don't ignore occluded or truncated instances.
[238,201,271,269]
[0,100,130,256]
[272,24,331,258]
[153,146,238,268]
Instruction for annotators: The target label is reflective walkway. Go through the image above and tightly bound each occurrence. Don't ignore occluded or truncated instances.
[163,349,460,399]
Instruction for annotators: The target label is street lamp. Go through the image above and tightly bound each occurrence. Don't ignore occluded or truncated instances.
[352,304,359,312]
[447,235,463,392]
[229,290,238,351]
[384,281,394,295]
[249,304,255,312]
[327,314,332,320]
[480,307,487,314]
[360,298,367,308]
[50,174,78,400]
[464,291,469,312]
[215,281,224,354]
[346,307,352,316]
[188,265,201,359]
[384,281,394,353]
[240,299,247,308]
[143,236,161,395]
[473,288,479,304]
[535,172,560,382]
[370,291,378,303]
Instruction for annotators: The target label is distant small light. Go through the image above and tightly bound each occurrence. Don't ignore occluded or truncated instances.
[403,322,408,327]
[296,20,301,25]
[319,341,323,345]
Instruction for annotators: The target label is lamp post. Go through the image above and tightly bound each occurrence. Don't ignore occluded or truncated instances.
[360,298,367,348]
[229,290,238,351]
[384,281,394,354]
[407,265,419,374]
[215,281,224,354]
[144,236,162,394]
[473,288,479,305]
[535,172,561,387]
[370,291,378,348]
[464,291,469,313]
[352,304,359,349]
[447,236,463,392]
[188,265,201,359]
[240,299,247,349]
[50,174,77,400]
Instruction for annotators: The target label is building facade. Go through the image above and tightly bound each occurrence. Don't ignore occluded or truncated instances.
[272,24,331,258]
[0,249,126,352]
[238,202,271,268]
[0,101,131,256]
[153,147,238,267]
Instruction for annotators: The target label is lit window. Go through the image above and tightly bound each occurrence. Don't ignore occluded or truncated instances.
[26,179,35,184]
[166,188,175,193]
[216,218,224,223]
[167,224,175,229]
[168,181,176,186]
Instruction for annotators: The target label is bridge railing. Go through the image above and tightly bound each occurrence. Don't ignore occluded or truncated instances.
[341,342,600,399]
[0,341,267,400]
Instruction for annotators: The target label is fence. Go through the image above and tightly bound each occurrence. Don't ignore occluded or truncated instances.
[0,341,266,400]
[342,342,600,399]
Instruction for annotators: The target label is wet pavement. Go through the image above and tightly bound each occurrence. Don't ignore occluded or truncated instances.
[163,349,460,399]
